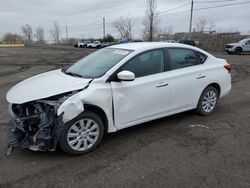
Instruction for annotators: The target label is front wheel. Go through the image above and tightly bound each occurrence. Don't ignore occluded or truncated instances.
[196,86,218,116]
[234,48,242,55]
[59,111,104,155]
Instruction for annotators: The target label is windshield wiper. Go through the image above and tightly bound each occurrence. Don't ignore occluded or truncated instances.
[61,66,69,73]
[63,71,84,78]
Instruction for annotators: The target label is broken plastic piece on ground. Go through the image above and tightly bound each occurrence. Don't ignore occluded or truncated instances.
[189,124,210,129]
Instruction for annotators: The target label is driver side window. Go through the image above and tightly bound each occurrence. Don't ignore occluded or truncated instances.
[121,49,165,78]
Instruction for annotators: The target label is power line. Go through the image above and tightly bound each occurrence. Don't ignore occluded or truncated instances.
[194,1,250,11]
[158,10,190,16]
[195,0,237,3]
[158,2,190,14]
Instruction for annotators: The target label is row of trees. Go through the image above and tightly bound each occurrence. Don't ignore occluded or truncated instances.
[21,24,45,43]
[21,22,62,44]
[1,21,62,44]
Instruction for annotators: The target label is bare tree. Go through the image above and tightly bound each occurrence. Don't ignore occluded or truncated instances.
[195,17,208,33]
[21,24,33,43]
[143,0,160,41]
[113,16,135,41]
[50,21,61,44]
[35,26,45,43]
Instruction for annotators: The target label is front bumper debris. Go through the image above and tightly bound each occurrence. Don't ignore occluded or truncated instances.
[6,104,64,155]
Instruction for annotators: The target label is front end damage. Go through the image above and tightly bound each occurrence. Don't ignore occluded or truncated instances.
[7,101,64,153]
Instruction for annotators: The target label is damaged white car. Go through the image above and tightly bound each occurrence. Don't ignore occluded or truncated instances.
[6,42,231,155]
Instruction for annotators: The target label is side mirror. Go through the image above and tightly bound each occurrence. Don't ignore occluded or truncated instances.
[117,70,135,81]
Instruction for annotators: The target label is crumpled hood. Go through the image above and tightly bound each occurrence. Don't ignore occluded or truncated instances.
[6,69,92,104]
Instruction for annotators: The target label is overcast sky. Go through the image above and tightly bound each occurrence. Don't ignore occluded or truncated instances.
[1,0,250,40]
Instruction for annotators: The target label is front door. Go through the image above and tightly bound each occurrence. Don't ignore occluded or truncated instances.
[111,49,170,129]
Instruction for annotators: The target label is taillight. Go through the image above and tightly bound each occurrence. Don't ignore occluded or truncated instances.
[224,64,232,73]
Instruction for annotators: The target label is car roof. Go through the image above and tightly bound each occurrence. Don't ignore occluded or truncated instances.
[108,42,196,51]
[107,42,213,58]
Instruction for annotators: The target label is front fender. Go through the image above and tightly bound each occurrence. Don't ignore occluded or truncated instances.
[57,93,84,123]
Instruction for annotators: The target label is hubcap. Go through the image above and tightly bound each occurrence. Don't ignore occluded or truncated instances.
[202,90,217,113]
[67,119,99,151]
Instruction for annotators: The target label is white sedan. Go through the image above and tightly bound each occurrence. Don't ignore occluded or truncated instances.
[6,42,231,155]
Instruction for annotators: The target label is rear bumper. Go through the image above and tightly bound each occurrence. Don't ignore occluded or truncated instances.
[220,83,231,98]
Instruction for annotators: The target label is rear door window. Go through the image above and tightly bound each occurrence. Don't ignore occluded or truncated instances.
[167,48,207,70]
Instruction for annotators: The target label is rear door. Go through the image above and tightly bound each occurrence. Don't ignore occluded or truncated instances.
[166,48,209,112]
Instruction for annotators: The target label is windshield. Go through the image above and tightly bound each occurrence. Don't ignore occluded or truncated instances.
[238,39,247,43]
[64,48,132,78]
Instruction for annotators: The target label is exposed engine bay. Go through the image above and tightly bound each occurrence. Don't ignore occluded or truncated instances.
[6,92,76,154]
[7,101,63,152]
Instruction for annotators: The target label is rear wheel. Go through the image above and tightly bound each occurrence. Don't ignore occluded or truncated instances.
[196,86,218,116]
[59,111,104,155]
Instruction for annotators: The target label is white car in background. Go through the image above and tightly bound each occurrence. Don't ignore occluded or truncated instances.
[87,41,101,48]
[225,38,250,55]
[6,42,231,155]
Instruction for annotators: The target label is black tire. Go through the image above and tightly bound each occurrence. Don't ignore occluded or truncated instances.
[196,86,219,116]
[234,48,242,55]
[59,111,104,156]
[79,45,83,48]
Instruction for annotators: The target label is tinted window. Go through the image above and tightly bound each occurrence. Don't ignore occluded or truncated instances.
[168,48,206,70]
[195,51,207,64]
[122,49,165,78]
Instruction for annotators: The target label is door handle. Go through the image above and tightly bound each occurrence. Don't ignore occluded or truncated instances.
[196,74,206,79]
[156,82,168,88]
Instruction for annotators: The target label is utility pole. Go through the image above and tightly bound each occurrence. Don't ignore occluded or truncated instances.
[189,0,194,39]
[65,25,68,42]
[103,17,106,39]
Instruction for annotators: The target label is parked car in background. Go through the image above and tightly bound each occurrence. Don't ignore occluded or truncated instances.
[225,38,250,55]
[165,40,176,43]
[116,39,129,44]
[179,40,196,46]
[6,42,231,155]
[74,41,91,48]
[87,41,101,48]
[100,42,114,48]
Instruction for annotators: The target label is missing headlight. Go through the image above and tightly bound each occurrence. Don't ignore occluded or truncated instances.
[7,101,63,154]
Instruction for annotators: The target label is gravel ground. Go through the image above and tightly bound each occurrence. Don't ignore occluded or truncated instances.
[0,46,249,188]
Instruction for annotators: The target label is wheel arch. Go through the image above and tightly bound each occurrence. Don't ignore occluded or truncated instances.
[234,46,242,52]
[84,104,109,133]
[196,83,221,108]
[207,83,221,97]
